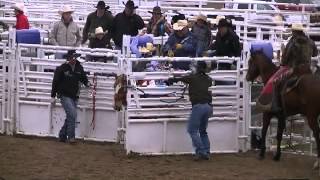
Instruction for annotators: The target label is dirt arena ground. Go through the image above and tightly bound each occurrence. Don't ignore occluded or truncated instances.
[0,135,319,180]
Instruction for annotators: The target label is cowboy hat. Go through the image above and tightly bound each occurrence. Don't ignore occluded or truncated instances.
[95,27,105,35]
[11,3,25,12]
[291,23,304,31]
[210,15,225,25]
[95,1,110,10]
[217,18,229,28]
[58,5,74,15]
[173,20,188,31]
[64,50,81,60]
[148,6,162,14]
[123,0,138,9]
[196,14,207,22]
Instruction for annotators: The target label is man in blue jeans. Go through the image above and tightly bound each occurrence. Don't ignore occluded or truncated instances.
[166,61,213,160]
[51,50,90,143]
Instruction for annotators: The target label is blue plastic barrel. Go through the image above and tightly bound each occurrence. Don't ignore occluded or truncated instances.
[250,41,273,60]
[16,29,41,44]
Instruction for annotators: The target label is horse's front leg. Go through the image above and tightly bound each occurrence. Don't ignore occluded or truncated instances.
[273,116,286,161]
[259,112,272,160]
[306,114,320,170]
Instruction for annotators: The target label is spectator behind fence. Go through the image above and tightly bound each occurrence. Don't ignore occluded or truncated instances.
[11,3,29,30]
[49,5,81,47]
[112,0,145,49]
[82,1,113,46]
[192,14,211,57]
[89,27,112,49]
[49,5,81,58]
[51,50,90,144]
[147,6,172,37]
[163,20,197,70]
[209,18,241,70]
[87,27,113,62]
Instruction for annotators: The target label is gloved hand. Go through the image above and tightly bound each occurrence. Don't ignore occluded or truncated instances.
[87,82,94,88]
[50,98,56,105]
[168,50,174,57]
[175,43,183,49]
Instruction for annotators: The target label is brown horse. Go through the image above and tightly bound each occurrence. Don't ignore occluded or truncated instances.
[246,50,320,168]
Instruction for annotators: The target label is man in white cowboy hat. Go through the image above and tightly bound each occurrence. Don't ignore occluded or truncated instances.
[191,14,211,57]
[11,3,29,30]
[112,0,145,49]
[82,1,113,45]
[49,5,81,50]
[163,19,197,70]
[146,6,172,37]
[281,23,318,67]
[267,22,318,113]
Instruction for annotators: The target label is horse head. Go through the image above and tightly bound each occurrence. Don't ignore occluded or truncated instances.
[246,49,264,82]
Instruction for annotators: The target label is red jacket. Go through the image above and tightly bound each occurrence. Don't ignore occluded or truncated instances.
[16,13,29,30]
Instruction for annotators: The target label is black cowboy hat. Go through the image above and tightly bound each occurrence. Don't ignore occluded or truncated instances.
[148,6,162,14]
[196,61,207,73]
[64,50,81,60]
[217,18,229,28]
[123,0,138,9]
[95,1,110,10]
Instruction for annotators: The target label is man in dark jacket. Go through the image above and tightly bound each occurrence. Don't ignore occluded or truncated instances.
[51,50,90,143]
[166,61,213,160]
[82,1,113,45]
[210,18,241,70]
[112,0,145,48]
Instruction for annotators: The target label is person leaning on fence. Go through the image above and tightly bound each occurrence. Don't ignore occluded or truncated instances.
[111,0,145,49]
[49,5,81,49]
[209,18,241,70]
[147,6,172,37]
[165,61,213,161]
[191,14,212,57]
[11,3,29,30]
[163,20,197,70]
[82,1,113,46]
[51,50,90,144]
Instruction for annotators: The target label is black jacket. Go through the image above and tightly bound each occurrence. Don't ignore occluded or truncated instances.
[212,29,241,57]
[51,61,89,99]
[89,35,112,49]
[112,12,145,47]
[82,11,113,44]
[170,73,212,106]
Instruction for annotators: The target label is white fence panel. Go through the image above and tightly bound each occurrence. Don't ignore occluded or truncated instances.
[15,44,121,142]
[125,57,244,154]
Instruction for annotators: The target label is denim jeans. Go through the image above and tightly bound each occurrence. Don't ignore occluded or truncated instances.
[59,96,78,140]
[187,103,213,156]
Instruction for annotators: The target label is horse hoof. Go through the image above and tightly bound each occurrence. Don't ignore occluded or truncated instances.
[273,156,280,161]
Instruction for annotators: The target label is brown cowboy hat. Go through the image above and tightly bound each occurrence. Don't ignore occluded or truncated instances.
[95,1,110,10]
[123,0,138,9]
[148,6,162,14]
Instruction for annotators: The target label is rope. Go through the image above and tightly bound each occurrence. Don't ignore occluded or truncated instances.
[91,73,97,130]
